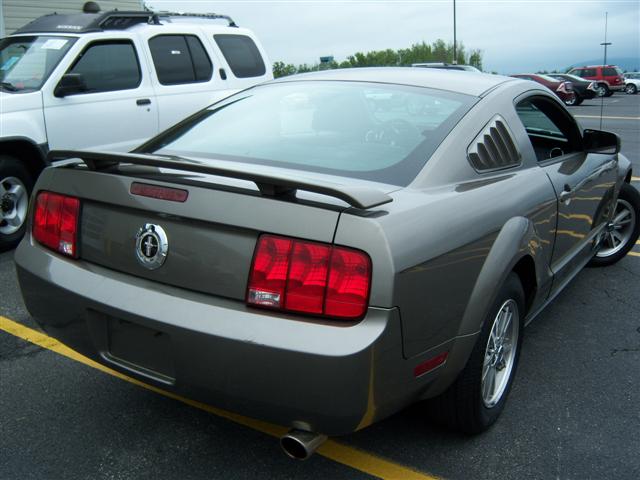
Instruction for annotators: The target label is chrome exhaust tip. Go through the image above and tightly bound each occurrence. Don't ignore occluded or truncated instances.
[280,429,328,460]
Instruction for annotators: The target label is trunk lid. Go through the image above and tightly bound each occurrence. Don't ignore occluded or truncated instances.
[43,162,394,301]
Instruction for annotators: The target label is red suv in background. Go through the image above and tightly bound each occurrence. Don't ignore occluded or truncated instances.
[567,65,625,96]
[511,74,576,105]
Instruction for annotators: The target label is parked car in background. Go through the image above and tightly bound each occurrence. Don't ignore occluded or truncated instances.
[0,8,272,250]
[567,65,625,97]
[510,74,576,105]
[14,68,639,460]
[548,73,598,105]
[412,62,481,72]
[622,72,639,94]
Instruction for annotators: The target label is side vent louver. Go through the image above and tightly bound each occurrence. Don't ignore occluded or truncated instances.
[468,116,521,172]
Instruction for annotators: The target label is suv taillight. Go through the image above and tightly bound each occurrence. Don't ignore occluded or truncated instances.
[33,191,80,258]
[247,234,371,320]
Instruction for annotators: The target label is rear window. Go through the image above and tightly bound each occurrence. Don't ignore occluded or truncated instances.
[145,81,476,186]
[149,35,212,85]
[213,34,265,78]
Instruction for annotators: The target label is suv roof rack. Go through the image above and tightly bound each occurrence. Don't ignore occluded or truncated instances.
[13,10,237,35]
[154,11,237,27]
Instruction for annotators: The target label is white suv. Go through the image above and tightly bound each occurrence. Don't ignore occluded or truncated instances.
[0,10,272,249]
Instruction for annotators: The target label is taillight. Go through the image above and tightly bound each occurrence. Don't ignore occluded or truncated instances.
[247,234,371,320]
[33,191,80,258]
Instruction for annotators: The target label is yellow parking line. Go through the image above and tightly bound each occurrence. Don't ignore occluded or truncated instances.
[0,315,438,480]
[632,177,640,182]
[628,252,640,257]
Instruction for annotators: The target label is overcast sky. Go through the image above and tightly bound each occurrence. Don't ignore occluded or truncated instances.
[143,0,640,73]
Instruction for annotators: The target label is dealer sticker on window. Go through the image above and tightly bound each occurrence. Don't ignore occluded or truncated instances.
[41,39,68,50]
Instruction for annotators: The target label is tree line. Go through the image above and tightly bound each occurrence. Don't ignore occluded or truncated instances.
[272,39,483,78]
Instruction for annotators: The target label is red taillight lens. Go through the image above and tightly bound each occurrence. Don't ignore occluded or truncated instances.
[32,191,80,258]
[247,234,371,320]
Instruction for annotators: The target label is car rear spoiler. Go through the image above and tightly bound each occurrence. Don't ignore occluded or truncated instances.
[48,150,393,210]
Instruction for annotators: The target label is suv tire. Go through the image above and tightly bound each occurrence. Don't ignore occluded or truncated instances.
[0,155,33,251]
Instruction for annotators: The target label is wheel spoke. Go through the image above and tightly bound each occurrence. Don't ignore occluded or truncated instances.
[613,209,631,226]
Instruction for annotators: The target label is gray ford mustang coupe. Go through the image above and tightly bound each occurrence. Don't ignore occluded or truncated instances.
[15,68,639,459]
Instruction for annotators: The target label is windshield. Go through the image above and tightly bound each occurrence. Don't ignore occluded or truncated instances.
[559,74,583,82]
[145,81,476,186]
[0,35,76,92]
[538,74,562,83]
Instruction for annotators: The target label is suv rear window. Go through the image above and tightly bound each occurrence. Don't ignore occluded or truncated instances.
[149,35,212,85]
[145,81,476,186]
[213,34,266,78]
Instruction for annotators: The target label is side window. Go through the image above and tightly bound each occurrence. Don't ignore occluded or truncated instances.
[149,35,212,85]
[515,98,582,162]
[602,67,617,76]
[67,40,140,93]
[214,34,266,78]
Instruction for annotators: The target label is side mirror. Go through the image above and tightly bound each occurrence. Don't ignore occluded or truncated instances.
[54,73,87,97]
[583,129,620,155]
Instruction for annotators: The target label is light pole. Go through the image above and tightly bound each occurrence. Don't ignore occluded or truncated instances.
[600,12,611,65]
[453,0,457,64]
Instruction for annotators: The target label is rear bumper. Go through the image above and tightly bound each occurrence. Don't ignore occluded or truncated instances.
[14,240,466,435]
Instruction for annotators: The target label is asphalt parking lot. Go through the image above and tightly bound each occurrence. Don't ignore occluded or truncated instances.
[1,94,639,480]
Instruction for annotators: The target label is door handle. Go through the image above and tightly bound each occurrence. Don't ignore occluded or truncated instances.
[136,98,151,106]
[559,184,573,203]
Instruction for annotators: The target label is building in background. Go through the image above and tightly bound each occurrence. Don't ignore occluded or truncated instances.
[1,0,145,37]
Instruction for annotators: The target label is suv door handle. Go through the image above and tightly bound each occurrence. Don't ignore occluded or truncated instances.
[136,98,151,106]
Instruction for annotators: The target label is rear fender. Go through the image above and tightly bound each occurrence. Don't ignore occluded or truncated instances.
[457,216,545,338]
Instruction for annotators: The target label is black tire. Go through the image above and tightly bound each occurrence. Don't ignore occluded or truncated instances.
[604,90,614,97]
[588,183,640,267]
[0,155,33,252]
[564,94,579,106]
[625,83,638,95]
[427,273,525,434]
[574,95,584,106]
[596,83,609,97]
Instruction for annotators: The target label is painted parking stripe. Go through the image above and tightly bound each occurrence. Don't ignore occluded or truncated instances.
[572,115,640,121]
[0,315,439,480]
[629,252,640,257]
[632,177,640,182]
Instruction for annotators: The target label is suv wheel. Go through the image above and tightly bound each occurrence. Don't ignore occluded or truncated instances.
[625,83,638,95]
[427,273,525,433]
[596,83,609,97]
[0,155,33,251]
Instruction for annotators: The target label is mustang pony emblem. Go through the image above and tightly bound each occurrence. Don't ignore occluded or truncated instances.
[135,224,168,270]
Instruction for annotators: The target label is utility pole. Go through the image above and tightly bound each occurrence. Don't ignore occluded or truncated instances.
[600,12,611,65]
[453,0,457,64]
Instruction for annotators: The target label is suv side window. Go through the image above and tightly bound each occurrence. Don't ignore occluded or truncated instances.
[602,67,617,76]
[515,97,582,162]
[214,34,266,78]
[67,40,140,93]
[149,35,213,85]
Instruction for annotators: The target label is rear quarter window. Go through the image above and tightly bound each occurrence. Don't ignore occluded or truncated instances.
[149,35,212,85]
[602,67,617,76]
[213,34,266,78]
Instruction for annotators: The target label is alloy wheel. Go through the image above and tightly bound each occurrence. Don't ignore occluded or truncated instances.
[0,176,29,235]
[596,198,636,258]
[482,299,520,408]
